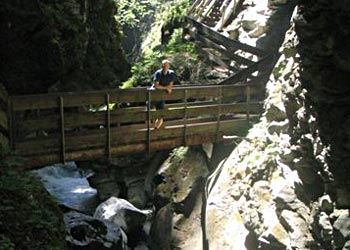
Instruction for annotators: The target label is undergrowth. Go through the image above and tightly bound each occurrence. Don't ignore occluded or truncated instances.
[0,145,67,250]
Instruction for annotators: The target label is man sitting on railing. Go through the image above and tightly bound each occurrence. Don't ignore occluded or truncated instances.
[151,59,175,129]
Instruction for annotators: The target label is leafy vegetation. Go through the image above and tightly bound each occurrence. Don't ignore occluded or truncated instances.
[114,0,157,28]
[0,145,67,250]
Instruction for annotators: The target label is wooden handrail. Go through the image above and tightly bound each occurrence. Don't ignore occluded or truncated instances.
[185,16,267,57]
[10,83,263,111]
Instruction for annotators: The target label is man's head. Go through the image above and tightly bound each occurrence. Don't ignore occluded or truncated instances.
[161,59,170,72]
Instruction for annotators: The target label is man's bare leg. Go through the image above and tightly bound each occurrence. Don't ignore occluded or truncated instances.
[154,118,164,129]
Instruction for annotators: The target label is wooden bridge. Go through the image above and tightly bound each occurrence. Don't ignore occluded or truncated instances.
[8,83,264,169]
[2,13,271,169]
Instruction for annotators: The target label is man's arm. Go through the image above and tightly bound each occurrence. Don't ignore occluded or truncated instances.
[155,81,173,94]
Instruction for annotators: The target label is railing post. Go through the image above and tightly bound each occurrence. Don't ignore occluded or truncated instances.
[105,93,111,159]
[183,89,188,146]
[246,84,251,124]
[59,96,66,164]
[147,90,151,154]
[215,86,222,142]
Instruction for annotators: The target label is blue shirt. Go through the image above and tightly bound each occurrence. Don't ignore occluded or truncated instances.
[153,69,175,86]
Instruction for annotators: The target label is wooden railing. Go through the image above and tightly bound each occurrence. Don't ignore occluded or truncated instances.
[8,84,264,168]
[184,16,272,85]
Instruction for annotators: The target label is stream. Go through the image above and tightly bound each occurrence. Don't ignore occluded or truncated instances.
[32,161,98,215]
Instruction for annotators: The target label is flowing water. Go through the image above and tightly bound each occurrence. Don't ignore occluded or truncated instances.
[32,161,98,214]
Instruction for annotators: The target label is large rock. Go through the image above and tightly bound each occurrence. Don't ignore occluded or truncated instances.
[64,211,127,250]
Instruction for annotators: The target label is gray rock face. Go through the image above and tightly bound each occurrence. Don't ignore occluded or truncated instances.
[94,197,149,234]
[64,211,127,250]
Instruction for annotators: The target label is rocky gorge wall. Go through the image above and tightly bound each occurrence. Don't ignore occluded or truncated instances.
[205,1,350,249]
[0,0,130,94]
[295,0,350,203]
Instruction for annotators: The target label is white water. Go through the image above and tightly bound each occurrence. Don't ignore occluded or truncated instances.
[32,162,98,214]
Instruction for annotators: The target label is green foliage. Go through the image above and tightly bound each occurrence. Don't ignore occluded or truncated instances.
[161,0,191,26]
[122,37,198,87]
[121,0,197,88]
[114,0,157,28]
[0,146,67,250]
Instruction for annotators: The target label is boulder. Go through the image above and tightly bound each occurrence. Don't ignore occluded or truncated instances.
[64,211,127,250]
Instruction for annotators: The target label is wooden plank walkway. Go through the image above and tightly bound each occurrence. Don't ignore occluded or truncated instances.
[8,84,264,169]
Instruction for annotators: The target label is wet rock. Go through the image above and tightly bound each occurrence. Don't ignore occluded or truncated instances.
[64,211,127,250]
[319,195,334,214]
[94,197,149,234]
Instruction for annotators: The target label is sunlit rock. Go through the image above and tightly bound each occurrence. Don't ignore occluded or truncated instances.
[279,210,316,249]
